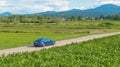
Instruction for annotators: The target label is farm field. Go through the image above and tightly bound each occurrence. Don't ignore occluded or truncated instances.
[0,34,120,67]
[0,20,120,50]
[1,2,120,67]
[0,32,89,50]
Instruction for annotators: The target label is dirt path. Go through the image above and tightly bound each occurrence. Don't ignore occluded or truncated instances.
[0,32,120,56]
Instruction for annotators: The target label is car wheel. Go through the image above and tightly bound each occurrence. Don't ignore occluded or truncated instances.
[43,44,45,47]
[52,42,55,45]
[34,44,38,47]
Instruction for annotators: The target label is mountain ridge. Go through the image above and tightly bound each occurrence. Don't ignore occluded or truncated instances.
[36,4,120,16]
[0,4,120,16]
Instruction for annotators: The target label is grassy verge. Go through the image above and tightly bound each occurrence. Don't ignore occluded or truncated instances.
[0,32,90,50]
[0,34,120,67]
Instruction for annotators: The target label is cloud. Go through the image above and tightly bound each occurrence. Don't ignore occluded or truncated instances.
[0,0,10,7]
[79,6,86,10]
[1,0,120,14]
[0,0,13,12]
[46,0,69,11]
[0,0,69,14]
[25,5,53,13]
[97,0,120,5]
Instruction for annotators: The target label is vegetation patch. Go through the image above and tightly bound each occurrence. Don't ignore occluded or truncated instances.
[0,34,120,67]
[0,32,89,50]
[0,20,119,49]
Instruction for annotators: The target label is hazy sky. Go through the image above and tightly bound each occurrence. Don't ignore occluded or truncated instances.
[0,0,120,14]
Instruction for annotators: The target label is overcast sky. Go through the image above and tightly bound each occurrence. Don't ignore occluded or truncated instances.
[0,0,120,14]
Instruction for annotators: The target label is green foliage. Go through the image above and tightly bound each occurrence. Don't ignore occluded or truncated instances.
[112,14,120,20]
[0,14,120,24]
[0,15,63,24]
[68,16,77,21]
[0,20,119,49]
[47,17,61,24]
[0,35,120,67]
[96,14,120,20]
[0,32,89,50]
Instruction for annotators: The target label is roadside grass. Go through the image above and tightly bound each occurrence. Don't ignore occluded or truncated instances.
[0,20,119,49]
[0,34,120,67]
[0,32,90,50]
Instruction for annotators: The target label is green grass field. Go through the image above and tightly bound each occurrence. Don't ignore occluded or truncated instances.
[0,32,89,50]
[0,34,120,67]
[0,20,120,50]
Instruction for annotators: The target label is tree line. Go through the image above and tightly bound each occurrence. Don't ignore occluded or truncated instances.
[0,14,120,24]
[95,14,120,20]
[67,14,120,21]
[0,15,62,24]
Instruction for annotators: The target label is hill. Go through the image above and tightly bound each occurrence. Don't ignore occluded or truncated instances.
[36,4,120,16]
[0,4,120,16]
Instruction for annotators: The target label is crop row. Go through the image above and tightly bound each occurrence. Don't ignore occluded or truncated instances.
[0,34,120,67]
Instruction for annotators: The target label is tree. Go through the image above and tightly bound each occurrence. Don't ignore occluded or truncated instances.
[99,14,105,20]
[69,16,77,21]
[112,14,120,20]
[77,16,82,21]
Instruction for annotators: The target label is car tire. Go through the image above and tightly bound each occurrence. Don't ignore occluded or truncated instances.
[43,44,45,47]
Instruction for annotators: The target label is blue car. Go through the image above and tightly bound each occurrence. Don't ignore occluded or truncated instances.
[34,38,55,47]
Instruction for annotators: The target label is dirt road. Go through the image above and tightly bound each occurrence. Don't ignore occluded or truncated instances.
[0,32,120,56]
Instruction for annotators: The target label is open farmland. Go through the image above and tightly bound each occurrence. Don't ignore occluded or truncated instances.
[0,32,89,50]
[0,2,120,67]
[0,20,120,50]
[0,34,120,67]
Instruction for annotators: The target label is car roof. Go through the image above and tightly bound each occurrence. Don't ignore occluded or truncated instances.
[36,38,50,41]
